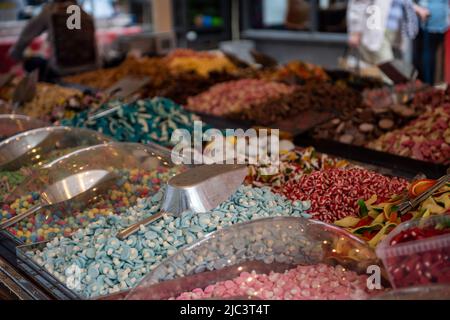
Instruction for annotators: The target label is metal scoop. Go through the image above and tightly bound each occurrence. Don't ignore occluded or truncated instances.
[0,169,119,230]
[116,164,248,240]
[12,70,38,112]
[0,126,109,171]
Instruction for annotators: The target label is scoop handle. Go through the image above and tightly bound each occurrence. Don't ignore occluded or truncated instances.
[116,211,165,240]
[0,204,42,230]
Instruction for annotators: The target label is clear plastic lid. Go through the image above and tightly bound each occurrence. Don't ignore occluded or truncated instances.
[2,142,185,244]
[0,114,50,141]
[376,215,450,289]
[372,284,450,300]
[0,126,112,171]
[126,217,380,300]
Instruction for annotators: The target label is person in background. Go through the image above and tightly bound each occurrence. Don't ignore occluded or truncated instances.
[9,0,97,82]
[347,0,429,65]
[413,0,450,84]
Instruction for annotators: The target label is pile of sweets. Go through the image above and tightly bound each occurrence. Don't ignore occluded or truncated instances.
[410,86,450,110]
[164,49,238,77]
[63,57,169,91]
[186,79,296,117]
[327,70,385,91]
[62,97,203,147]
[51,93,106,123]
[264,60,330,83]
[314,85,430,146]
[237,81,362,126]
[26,185,311,297]
[384,216,450,288]
[152,71,241,106]
[245,147,350,191]
[0,168,32,202]
[1,167,180,244]
[335,179,450,247]
[0,147,81,202]
[173,264,379,300]
[280,168,408,223]
[367,104,450,165]
[1,82,82,121]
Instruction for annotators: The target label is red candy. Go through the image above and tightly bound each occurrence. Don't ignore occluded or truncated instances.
[280,168,408,223]
[386,225,450,288]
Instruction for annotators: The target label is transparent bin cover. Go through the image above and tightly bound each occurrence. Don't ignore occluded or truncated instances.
[372,284,450,300]
[376,215,450,289]
[2,142,185,244]
[0,126,111,171]
[126,217,381,300]
[0,114,50,141]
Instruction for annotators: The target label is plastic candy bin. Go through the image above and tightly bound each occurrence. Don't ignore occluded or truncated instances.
[125,217,383,300]
[376,215,450,289]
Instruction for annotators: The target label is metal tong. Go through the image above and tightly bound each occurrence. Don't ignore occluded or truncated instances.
[397,168,450,215]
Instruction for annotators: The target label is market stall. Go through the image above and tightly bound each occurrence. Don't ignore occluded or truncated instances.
[0,43,449,301]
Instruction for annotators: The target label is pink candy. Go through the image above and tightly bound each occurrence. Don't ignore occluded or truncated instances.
[173,264,381,300]
[186,79,296,116]
[281,168,408,223]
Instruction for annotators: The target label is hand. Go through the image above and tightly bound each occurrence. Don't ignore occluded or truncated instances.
[348,33,361,48]
[414,5,430,23]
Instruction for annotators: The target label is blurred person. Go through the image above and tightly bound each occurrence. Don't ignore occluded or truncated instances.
[9,0,97,82]
[413,0,450,84]
[347,0,429,65]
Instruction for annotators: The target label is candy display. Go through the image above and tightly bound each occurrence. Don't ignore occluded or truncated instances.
[0,147,78,202]
[1,83,82,121]
[187,80,362,126]
[368,104,450,164]
[62,98,203,147]
[411,86,450,110]
[326,70,385,91]
[0,168,32,202]
[264,60,330,83]
[312,82,433,146]
[239,82,363,126]
[376,215,450,288]
[1,166,180,244]
[335,180,450,247]
[151,71,240,105]
[280,168,408,223]
[172,264,378,300]
[63,56,169,91]
[245,147,350,191]
[127,216,379,300]
[362,81,427,109]
[0,127,111,202]
[2,44,450,301]
[186,79,296,117]
[313,102,427,146]
[25,186,311,297]
[165,49,238,77]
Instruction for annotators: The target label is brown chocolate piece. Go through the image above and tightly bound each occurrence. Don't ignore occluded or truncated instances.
[378,119,394,130]
[359,123,374,133]
[339,134,354,144]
